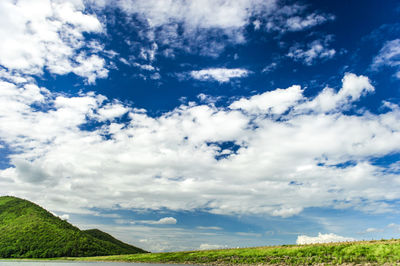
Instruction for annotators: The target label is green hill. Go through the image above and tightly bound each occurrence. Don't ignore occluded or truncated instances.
[0,196,147,258]
[68,239,400,265]
[83,229,145,254]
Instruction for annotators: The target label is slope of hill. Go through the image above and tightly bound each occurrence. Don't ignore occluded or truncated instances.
[84,229,146,254]
[0,196,147,258]
[68,239,400,265]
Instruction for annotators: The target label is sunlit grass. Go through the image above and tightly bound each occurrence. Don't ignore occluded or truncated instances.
[61,239,400,265]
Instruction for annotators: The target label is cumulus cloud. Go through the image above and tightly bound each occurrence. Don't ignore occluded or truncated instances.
[288,37,336,65]
[71,54,109,84]
[371,39,400,78]
[229,85,303,115]
[296,233,355,245]
[153,217,177,225]
[296,73,374,112]
[0,0,107,83]
[1,73,400,219]
[96,102,129,121]
[190,68,249,83]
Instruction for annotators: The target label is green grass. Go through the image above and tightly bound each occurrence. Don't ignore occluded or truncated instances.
[0,196,147,258]
[62,239,400,265]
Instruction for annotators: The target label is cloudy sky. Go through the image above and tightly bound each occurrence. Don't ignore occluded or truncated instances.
[1,0,400,252]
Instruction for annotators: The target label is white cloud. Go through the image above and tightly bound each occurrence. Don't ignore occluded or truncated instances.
[1,73,400,220]
[264,5,335,33]
[112,0,332,35]
[154,217,177,225]
[285,13,335,32]
[272,207,303,218]
[262,62,277,73]
[199,243,227,250]
[150,73,161,80]
[229,85,303,115]
[296,73,374,113]
[59,214,70,220]
[72,54,108,84]
[253,20,261,30]
[131,62,161,80]
[197,94,223,105]
[0,0,107,83]
[133,217,177,225]
[288,37,336,65]
[119,58,130,65]
[105,0,274,57]
[372,39,400,78]
[139,43,158,62]
[89,1,332,58]
[96,102,129,121]
[117,0,261,29]
[296,233,355,245]
[365,228,384,233]
[0,69,34,85]
[133,63,157,71]
[387,223,400,232]
[191,68,249,83]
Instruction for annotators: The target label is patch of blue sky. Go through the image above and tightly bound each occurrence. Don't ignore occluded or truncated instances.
[69,204,400,250]
[0,142,12,169]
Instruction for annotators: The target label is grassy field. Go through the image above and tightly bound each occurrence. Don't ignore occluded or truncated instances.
[58,239,400,265]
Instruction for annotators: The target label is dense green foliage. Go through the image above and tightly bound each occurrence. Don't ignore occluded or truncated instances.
[0,196,146,258]
[69,239,400,265]
[83,229,146,254]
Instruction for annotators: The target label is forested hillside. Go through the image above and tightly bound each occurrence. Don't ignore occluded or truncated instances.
[0,196,147,258]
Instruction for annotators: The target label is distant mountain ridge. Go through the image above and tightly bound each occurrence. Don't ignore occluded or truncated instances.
[0,196,147,258]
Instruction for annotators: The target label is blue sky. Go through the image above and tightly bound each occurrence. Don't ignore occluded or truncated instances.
[0,0,400,252]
